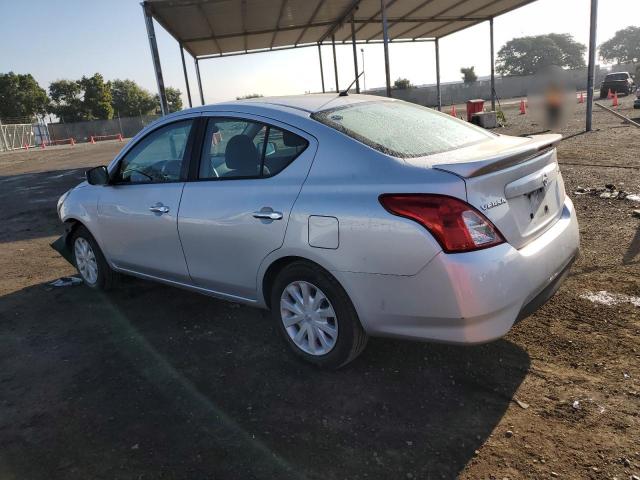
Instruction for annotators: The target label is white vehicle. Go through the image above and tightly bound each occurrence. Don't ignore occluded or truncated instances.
[55,94,580,368]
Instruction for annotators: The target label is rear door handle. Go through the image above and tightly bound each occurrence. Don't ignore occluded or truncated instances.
[149,203,170,214]
[253,209,283,220]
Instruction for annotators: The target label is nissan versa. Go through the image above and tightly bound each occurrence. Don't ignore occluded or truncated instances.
[54,94,579,368]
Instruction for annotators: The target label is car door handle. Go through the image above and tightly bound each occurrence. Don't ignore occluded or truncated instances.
[149,203,170,214]
[253,209,283,220]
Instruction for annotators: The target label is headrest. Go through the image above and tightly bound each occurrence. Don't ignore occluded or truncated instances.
[225,135,258,173]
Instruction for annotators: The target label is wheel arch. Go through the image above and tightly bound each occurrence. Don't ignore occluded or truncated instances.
[260,255,339,310]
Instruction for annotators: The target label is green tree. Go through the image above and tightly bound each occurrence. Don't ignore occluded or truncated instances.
[49,79,84,122]
[78,73,113,120]
[0,72,49,120]
[393,78,412,89]
[460,66,477,84]
[154,87,183,113]
[165,87,183,113]
[496,34,586,76]
[50,74,113,121]
[110,79,156,117]
[236,93,263,100]
[599,26,640,64]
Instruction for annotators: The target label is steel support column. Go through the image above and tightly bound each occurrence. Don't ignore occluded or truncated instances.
[318,44,326,93]
[351,16,360,93]
[142,3,168,115]
[586,0,598,132]
[435,38,441,111]
[332,35,339,92]
[195,58,205,105]
[179,44,193,108]
[489,17,496,111]
[381,0,391,98]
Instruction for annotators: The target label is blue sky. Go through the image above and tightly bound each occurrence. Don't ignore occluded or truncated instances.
[0,0,634,106]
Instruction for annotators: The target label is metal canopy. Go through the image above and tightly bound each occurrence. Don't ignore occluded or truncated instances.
[146,0,537,58]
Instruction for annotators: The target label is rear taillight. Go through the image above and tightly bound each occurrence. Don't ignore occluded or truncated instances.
[379,194,505,253]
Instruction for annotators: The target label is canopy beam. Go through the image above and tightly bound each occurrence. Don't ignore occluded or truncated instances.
[435,38,441,111]
[332,35,339,92]
[318,44,326,93]
[586,0,598,132]
[195,58,205,105]
[179,44,192,108]
[490,17,496,111]
[351,16,360,93]
[381,0,392,97]
[143,3,168,116]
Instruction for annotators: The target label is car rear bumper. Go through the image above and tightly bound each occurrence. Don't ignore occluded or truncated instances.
[335,197,579,344]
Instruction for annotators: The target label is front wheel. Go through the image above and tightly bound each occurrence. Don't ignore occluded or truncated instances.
[71,225,117,290]
[271,262,368,369]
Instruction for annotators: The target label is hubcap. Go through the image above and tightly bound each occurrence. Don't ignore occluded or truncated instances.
[74,237,98,285]
[280,281,338,356]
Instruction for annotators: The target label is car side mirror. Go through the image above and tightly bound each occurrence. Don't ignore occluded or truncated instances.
[86,166,109,185]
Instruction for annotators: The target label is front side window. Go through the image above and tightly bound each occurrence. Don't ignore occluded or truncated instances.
[311,101,493,158]
[199,118,309,180]
[115,120,192,184]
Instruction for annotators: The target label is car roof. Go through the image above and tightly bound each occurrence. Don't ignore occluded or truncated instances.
[176,93,392,118]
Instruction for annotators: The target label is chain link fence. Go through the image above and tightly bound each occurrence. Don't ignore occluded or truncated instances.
[48,115,160,144]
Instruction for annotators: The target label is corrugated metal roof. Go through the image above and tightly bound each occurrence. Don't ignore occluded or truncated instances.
[145,0,537,58]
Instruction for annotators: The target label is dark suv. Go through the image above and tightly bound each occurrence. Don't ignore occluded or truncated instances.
[600,72,636,98]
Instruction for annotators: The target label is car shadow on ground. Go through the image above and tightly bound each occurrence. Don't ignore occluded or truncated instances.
[0,168,86,244]
[0,278,530,480]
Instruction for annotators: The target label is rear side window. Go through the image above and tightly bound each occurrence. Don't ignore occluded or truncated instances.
[199,118,308,180]
[605,73,628,81]
[311,101,492,158]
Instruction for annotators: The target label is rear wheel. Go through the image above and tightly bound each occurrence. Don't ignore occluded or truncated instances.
[271,261,367,369]
[71,226,117,290]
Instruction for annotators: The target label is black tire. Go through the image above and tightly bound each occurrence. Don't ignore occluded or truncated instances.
[270,261,368,369]
[599,89,607,99]
[71,225,117,290]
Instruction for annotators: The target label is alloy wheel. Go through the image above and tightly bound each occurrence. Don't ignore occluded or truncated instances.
[74,237,98,285]
[280,280,338,356]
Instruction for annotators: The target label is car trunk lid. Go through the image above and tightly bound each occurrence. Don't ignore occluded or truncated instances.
[410,134,565,250]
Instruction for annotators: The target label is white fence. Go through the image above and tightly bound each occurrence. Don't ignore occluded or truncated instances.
[0,121,51,152]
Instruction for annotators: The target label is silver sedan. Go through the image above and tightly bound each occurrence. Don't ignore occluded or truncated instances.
[55,94,579,368]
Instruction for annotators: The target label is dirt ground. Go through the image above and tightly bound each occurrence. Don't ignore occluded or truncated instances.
[0,95,639,480]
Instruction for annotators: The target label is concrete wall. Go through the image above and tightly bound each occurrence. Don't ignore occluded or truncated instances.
[48,115,160,142]
[368,62,638,107]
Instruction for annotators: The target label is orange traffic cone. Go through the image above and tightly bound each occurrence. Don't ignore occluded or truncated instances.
[612,91,619,107]
[519,99,527,115]
[607,89,613,99]
[578,91,584,104]
[449,104,457,117]
[41,140,46,149]
[71,138,76,146]
[90,136,96,144]
[24,142,29,150]
[117,133,123,142]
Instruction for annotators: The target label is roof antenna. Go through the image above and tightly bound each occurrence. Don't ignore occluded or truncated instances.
[339,71,364,97]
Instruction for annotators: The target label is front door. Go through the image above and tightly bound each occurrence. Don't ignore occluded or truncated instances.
[178,116,316,300]
[97,118,195,283]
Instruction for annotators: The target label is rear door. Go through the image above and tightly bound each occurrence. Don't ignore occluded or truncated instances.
[177,114,317,300]
[97,118,196,282]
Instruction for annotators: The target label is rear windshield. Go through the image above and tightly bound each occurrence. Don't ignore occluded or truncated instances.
[605,73,628,81]
[311,100,493,158]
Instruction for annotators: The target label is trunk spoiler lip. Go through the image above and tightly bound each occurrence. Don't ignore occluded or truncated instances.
[432,133,562,179]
